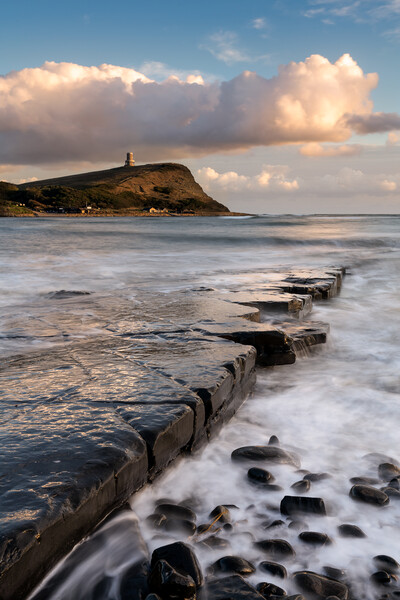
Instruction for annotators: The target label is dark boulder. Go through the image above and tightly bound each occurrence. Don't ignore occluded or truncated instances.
[370,571,392,586]
[151,542,203,587]
[323,567,346,580]
[259,561,287,579]
[163,517,197,535]
[248,467,275,484]
[256,581,287,597]
[298,531,332,546]
[373,555,400,573]
[280,496,326,516]
[268,435,280,446]
[291,480,310,493]
[199,536,230,550]
[209,505,232,523]
[205,575,265,600]
[349,476,380,485]
[156,503,196,522]
[382,487,400,499]
[378,463,400,481]
[293,571,349,600]
[349,485,389,506]
[303,473,331,482]
[262,519,285,530]
[254,539,295,558]
[210,556,256,576]
[337,524,366,538]
[148,560,196,599]
[232,446,300,468]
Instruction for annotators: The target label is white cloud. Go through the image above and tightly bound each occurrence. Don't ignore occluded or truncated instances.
[299,142,362,156]
[387,131,400,144]
[197,165,299,193]
[0,55,398,167]
[251,17,268,29]
[139,61,206,84]
[203,31,252,64]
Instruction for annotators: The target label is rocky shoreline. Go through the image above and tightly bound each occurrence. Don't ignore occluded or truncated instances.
[0,267,345,599]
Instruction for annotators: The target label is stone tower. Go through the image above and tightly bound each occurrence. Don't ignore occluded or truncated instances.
[124,152,135,167]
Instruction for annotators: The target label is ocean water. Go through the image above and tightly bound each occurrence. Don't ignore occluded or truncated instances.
[2,215,400,599]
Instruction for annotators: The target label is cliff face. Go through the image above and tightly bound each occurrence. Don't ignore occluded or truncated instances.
[12,163,229,214]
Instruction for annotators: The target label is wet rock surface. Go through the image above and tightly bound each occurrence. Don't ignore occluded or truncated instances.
[293,571,349,600]
[0,267,345,599]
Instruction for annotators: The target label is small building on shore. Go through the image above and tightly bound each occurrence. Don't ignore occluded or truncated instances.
[124,152,135,167]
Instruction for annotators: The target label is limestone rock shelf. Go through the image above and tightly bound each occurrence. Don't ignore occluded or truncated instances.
[0,267,345,600]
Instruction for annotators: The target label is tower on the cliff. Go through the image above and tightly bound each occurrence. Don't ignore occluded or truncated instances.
[124,152,135,167]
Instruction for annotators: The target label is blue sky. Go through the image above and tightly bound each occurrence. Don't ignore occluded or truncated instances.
[1,0,400,212]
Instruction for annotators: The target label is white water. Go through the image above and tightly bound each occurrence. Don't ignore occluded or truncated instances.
[4,215,398,598]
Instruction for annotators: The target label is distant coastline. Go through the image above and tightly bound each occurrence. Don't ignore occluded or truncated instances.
[1,161,231,218]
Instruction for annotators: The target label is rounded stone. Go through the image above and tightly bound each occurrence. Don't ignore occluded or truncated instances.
[254,538,295,558]
[349,484,389,506]
[248,467,275,484]
[373,555,400,573]
[259,561,287,579]
[337,524,366,538]
[256,581,287,597]
[291,480,310,493]
[378,463,400,481]
[211,555,255,577]
[298,531,332,546]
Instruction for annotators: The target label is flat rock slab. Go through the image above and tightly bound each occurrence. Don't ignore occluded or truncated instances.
[0,402,148,600]
[0,265,345,599]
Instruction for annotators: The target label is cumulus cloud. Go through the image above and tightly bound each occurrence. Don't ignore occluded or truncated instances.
[299,142,362,156]
[197,165,299,193]
[346,112,400,133]
[0,54,399,167]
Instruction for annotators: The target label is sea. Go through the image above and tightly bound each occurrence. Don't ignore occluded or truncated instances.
[1,215,400,599]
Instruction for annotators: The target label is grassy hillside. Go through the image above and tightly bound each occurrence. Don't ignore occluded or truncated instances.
[1,163,229,216]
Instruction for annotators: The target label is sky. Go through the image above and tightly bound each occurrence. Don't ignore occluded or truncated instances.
[1,0,400,213]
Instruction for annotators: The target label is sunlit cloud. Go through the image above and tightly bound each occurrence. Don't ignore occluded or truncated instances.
[0,55,399,167]
[346,111,400,133]
[139,61,207,84]
[299,142,362,156]
[197,165,299,193]
[387,131,400,144]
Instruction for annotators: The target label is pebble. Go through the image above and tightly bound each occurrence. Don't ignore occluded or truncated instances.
[268,435,280,446]
[210,556,255,577]
[280,495,326,516]
[231,446,300,467]
[350,476,380,485]
[373,555,400,573]
[148,559,196,600]
[155,503,196,522]
[382,487,400,499]
[370,571,392,586]
[259,561,287,579]
[291,480,310,493]
[256,581,287,597]
[303,472,331,482]
[254,538,296,558]
[323,566,346,580]
[378,463,400,481]
[293,571,349,600]
[337,524,366,538]
[248,467,275,484]
[163,517,196,535]
[209,505,232,523]
[151,541,203,587]
[200,536,230,550]
[298,531,332,546]
[349,484,390,506]
[262,519,285,530]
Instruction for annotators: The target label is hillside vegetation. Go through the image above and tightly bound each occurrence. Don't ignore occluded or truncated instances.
[0,163,229,216]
